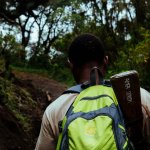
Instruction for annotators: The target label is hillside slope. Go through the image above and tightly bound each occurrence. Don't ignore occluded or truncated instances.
[0,70,68,149]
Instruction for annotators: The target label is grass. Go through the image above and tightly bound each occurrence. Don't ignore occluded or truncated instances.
[11,65,51,77]
[11,65,75,86]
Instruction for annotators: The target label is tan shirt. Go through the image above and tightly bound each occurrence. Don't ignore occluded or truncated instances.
[35,88,150,150]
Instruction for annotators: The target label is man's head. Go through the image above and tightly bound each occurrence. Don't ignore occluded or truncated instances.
[68,33,108,83]
[68,33,105,67]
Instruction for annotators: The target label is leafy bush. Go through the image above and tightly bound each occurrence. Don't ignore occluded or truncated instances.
[109,28,150,89]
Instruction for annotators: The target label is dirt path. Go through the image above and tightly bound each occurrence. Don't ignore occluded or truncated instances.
[13,70,68,102]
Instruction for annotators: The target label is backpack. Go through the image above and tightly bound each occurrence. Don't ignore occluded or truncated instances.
[56,83,129,150]
[56,67,130,150]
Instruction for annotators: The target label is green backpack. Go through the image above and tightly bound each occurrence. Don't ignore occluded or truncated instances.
[56,83,129,150]
[57,67,129,150]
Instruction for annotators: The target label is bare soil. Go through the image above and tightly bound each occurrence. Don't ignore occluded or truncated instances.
[0,70,68,150]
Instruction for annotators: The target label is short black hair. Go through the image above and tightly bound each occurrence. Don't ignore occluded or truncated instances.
[68,33,105,67]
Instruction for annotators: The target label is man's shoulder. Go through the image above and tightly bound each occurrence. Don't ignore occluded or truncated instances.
[140,87,150,102]
[140,87,150,95]
[45,93,78,119]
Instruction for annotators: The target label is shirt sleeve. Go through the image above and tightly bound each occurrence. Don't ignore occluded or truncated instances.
[35,110,56,150]
[35,94,77,150]
[140,88,150,144]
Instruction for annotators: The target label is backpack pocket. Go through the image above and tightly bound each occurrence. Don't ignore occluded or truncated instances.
[67,114,117,150]
[60,104,128,150]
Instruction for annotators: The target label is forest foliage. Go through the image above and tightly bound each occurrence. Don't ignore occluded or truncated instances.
[0,0,150,88]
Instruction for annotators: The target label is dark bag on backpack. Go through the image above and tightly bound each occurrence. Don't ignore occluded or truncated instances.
[110,70,145,149]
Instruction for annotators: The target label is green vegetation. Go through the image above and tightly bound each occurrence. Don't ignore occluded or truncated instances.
[11,65,50,77]
[0,0,150,112]
[0,76,37,134]
[0,0,150,88]
[11,63,74,86]
[0,1,150,148]
[110,28,150,88]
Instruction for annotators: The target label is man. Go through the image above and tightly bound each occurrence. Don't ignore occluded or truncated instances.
[35,33,150,150]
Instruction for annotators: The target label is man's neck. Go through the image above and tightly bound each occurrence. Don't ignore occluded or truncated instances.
[78,68,91,84]
[72,62,105,84]
[79,64,104,84]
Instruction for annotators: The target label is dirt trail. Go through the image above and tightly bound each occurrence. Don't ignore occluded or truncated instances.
[13,70,68,102]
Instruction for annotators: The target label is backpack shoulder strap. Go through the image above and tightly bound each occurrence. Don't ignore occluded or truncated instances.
[63,79,112,95]
[62,84,83,94]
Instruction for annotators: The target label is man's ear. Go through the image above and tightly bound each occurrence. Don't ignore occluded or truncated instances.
[101,56,109,76]
[104,56,109,66]
[67,59,73,69]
